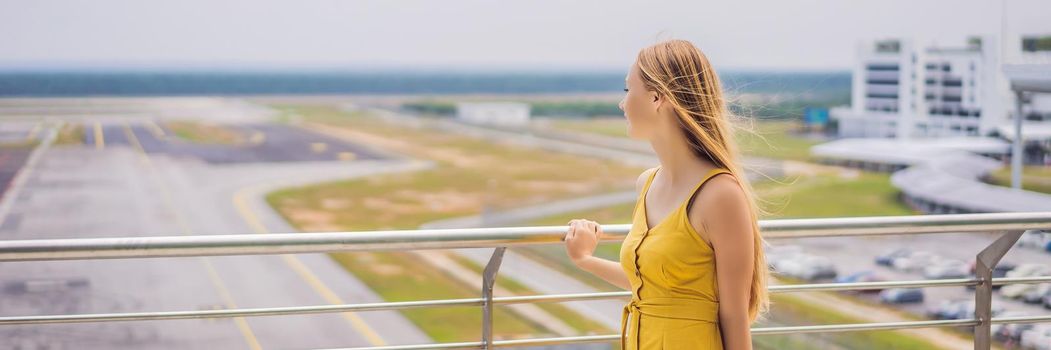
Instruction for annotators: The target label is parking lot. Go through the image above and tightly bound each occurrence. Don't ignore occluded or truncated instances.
[770,230,1051,347]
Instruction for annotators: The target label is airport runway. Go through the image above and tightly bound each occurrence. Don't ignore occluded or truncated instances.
[0,116,434,349]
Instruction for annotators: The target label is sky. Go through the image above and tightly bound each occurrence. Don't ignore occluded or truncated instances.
[0,0,1048,72]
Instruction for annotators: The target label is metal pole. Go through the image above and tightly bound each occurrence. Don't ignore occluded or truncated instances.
[1012,90,1025,189]
[973,230,1024,350]
[7,213,1051,262]
[481,247,506,349]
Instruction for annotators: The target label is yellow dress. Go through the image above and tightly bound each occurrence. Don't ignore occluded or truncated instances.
[620,166,729,350]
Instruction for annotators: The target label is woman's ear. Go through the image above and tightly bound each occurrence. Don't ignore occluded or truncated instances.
[650,91,661,111]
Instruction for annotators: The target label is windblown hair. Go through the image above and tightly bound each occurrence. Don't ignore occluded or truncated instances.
[636,39,770,322]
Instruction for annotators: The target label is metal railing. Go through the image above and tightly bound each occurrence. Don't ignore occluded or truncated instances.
[3,212,1051,349]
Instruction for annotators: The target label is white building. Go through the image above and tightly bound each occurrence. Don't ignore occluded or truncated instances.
[455,102,531,127]
[833,35,1051,139]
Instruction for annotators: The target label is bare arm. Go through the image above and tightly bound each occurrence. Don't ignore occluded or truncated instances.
[694,175,755,350]
[562,168,656,291]
[571,253,630,290]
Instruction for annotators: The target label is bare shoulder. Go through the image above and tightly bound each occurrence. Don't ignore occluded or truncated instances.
[635,167,659,193]
[687,173,751,244]
[697,173,747,206]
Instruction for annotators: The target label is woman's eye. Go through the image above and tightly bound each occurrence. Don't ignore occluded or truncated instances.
[623,88,629,92]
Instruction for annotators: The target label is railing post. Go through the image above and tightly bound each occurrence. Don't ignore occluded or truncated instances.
[973,230,1025,350]
[482,247,506,350]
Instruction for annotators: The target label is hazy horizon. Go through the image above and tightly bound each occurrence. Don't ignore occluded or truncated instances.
[0,63,854,74]
[2,0,1048,72]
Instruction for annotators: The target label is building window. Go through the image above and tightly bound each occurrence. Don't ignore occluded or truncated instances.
[867,64,899,71]
[867,93,899,99]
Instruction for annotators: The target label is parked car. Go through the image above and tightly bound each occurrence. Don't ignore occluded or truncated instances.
[892,251,938,272]
[927,299,970,320]
[766,244,803,268]
[880,288,924,303]
[874,248,911,266]
[993,311,1035,342]
[1021,324,1051,350]
[968,261,1018,276]
[924,258,970,279]
[1001,264,1050,298]
[775,254,838,281]
[925,299,1001,320]
[966,261,1017,290]
[1023,283,1051,304]
[835,270,887,293]
[1018,230,1051,249]
[1002,284,1037,299]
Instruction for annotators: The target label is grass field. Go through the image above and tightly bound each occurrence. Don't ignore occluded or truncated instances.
[266,105,642,342]
[327,251,546,341]
[988,166,1051,194]
[445,253,614,335]
[54,122,84,145]
[164,121,246,144]
[267,105,643,231]
[755,172,916,219]
[546,118,823,161]
[735,120,824,161]
[757,293,950,350]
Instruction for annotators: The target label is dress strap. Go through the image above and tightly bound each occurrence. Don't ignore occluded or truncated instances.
[683,167,732,213]
[636,166,661,202]
[644,166,660,191]
[646,166,733,213]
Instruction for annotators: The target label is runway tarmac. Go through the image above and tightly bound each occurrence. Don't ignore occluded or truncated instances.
[0,107,434,349]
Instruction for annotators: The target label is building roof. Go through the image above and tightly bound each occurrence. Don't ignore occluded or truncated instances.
[995,121,1051,141]
[810,137,1011,166]
[1003,64,1051,93]
[892,153,1051,212]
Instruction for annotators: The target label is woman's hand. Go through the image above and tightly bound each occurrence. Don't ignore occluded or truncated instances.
[562,219,630,290]
[564,219,602,264]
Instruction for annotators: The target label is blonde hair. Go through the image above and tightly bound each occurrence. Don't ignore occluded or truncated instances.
[636,39,769,322]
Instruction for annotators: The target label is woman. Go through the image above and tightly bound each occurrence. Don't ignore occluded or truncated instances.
[563,39,769,350]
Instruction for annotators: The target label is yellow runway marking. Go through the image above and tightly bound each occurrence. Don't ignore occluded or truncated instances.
[25,123,42,141]
[123,123,263,350]
[145,121,167,139]
[233,186,387,346]
[249,132,266,144]
[337,152,356,161]
[94,122,105,150]
[310,142,327,153]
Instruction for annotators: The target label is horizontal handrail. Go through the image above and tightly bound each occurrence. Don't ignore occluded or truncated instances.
[320,316,1051,350]
[3,213,1049,350]
[2,212,1050,262]
[6,276,1050,326]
